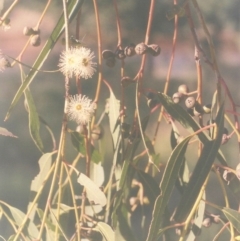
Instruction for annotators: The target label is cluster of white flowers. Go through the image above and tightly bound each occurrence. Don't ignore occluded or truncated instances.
[67,94,95,125]
[58,47,96,79]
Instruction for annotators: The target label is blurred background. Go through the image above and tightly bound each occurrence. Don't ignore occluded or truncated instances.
[0,0,240,239]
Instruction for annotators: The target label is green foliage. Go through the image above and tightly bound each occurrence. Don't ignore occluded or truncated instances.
[0,0,240,241]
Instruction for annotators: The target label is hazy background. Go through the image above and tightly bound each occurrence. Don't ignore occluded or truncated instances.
[0,0,240,239]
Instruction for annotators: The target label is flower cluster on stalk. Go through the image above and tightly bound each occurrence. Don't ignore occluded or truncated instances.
[66,94,95,125]
[58,47,96,79]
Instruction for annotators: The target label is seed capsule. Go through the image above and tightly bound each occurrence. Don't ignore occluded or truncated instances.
[203,104,212,114]
[148,44,161,56]
[135,42,149,55]
[185,96,196,108]
[202,217,212,228]
[30,34,41,47]
[115,49,126,59]
[23,26,34,36]
[121,76,135,87]
[172,92,183,103]
[102,49,115,59]
[105,57,116,67]
[178,84,189,95]
[221,133,229,145]
[91,125,102,140]
[124,43,136,57]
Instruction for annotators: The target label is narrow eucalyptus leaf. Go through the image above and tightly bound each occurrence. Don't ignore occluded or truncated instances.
[222,207,240,233]
[24,89,44,152]
[6,204,39,238]
[0,127,17,138]
[77,173,107,207]
[5,0,84,120]
[158,93,240,198]
[94,222,115,241]
[108,90,121,148]
[146,135,192,241]
[28,152,55,220]
[173,105,224,222]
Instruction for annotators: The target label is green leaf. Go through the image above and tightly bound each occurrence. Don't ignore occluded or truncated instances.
[24,88,44,152]
[3,204,39,239]
[157,92,240,198]
[136,170,160,204]
[173,105,224,223]
[116,205,137,241]
[70,131,102,163]
[222,207,240,233]
[77,173,107,207]
[146,135,192,241]
[94,222,115,241]
[28,152,55,220]
[5,0,84,121]
[107,90,120,148]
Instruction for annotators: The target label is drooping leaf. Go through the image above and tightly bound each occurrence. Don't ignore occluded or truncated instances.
[28,152,55,221]
[116,205,137,241]
[157,92,240,198]
[90,162,105,187]
[77,173,107,207]
[3,204,39,239]
[173,105,224,223]
[136,170,160,204]
[24,88,44,152]
[146,135,192,241]
[0,127,17,138]
[70,131,102,163]
[94,222,115,241]
[4,0,84,121]
[107,90,120,148]
[222,207,240,233]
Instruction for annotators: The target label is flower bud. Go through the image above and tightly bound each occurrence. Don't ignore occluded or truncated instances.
[115,49,126,59]
[178,84,189,95]
[135,42,149,55]
[30,34,41,47]
[202,217,212,228]
[124,43,136,57]
[102,49,115,59]
[23,26,34,36]
[185,96,196,108]
[172,92,183,104]
[91,125,103,141]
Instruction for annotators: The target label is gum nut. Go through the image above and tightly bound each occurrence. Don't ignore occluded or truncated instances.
[124,44,136,57]
[135,42,149,55]
[115,49,126,59]
[23,26,34,36]
[172,92,183,103]
[30,34,41,46]
[91,125,102,140]
[178,84,189,95]
[185,96,196,108]
[102,49,115,59]
[203,104,212,114]
[202,217,212,228]
[221,133,229,145]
